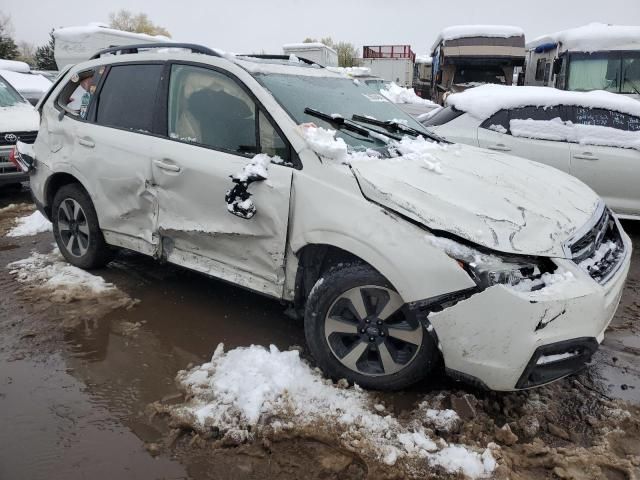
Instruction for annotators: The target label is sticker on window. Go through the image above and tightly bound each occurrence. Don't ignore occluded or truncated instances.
[361,93,387,102]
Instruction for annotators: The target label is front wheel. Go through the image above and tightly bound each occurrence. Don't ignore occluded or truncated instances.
[52,184,112,269]
[304,264,437,390]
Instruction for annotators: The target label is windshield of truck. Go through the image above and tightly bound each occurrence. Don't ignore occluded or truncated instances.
[0,75,28,107]
[567,53,640,94]
[453,66,506,86]
[252,72,432,153]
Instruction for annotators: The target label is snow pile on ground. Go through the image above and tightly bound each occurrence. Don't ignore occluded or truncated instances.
[7,247,132,310]
[167,343,497,479]
[380,83,436,105]
[447,84,640,120]
[6,211,52,237]
[510,117,640,151]
[527,23,640,53]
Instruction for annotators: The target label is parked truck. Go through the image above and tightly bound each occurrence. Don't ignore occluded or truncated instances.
[524,23,640,100]
[53,23,169,69]
[359,45,415,88]
[430,25,525,104]
[282,43,338,67]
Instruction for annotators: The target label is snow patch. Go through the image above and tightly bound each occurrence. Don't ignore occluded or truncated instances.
[380,82,437,106]
[300,124,349,161]
[6,211,52,237]
[167,344,497,478]
[432,25,524,53]
[510,117,640,151]
[447,84,640,120]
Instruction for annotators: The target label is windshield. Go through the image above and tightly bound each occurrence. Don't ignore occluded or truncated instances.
[567,52,640,94]
[252,73,432,153]
[0,75,28,108]
[453,66,506,86]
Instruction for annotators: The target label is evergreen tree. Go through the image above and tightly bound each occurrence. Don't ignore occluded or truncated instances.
[0,21,19,60]
[35,30,57,70]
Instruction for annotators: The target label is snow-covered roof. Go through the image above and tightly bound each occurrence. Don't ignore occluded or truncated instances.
[282,43,338,55]
[431,25,524,53]
[447,84,640,120]
[53,23,169,43]
[235,58,343,77]
[0,59,30,73]
[415,55,432,65]
[325,66,372,77]
[0,70,52,94]
[527,23,640,53]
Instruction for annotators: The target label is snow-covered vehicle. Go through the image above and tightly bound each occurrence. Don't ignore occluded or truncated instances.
[0,74,38,186]
[525,23,640,100]
[423,84,640,219]
[431,25,525,104]
[22,43,631,391]
[0,59,53,106]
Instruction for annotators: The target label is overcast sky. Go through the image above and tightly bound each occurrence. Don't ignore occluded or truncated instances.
[4,0,640,55]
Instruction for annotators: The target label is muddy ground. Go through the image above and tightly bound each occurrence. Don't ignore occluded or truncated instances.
[0,184,639,480]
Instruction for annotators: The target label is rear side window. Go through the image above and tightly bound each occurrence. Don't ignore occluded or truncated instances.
[574,107,640,131]
[95,64,163,132]
[510,106,565,121]
[57,67,105,119]
[421,106,464,127]
[480,109,509,133]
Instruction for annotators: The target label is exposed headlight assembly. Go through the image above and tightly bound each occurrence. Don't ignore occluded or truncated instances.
[427,235,552,291]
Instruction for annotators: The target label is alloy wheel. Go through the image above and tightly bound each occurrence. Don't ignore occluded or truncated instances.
[324,285,423,376]
[57,198,90,258]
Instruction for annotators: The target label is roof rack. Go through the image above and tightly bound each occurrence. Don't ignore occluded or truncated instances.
[237,54,323,67]
[90,43,223,60]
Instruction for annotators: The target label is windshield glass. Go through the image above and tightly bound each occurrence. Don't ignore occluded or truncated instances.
[568,53,640,94]
[453,66,506,85]
[0,75,28,108]
[252,72,432,153]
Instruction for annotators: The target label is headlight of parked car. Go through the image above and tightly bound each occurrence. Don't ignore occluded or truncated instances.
[428,235,551,291]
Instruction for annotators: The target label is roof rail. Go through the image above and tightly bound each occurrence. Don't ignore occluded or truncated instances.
[90,43,223,60]
[237,54,323,67]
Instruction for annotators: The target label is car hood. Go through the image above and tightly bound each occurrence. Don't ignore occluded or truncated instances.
[0,104,39,133]
[350,142,601,258]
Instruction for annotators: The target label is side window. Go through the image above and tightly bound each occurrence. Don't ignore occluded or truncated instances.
[508,106,569,143]
[57,67,105,120]
[95,64,163,132]
[510,106,564,121]
[480,109,509,133]
[258,110,289,162]
[168,64,256,155]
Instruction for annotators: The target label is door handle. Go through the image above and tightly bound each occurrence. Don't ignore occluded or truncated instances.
[487,143,511,152]
[573,152,599,161]
[78,138,95,148]
[153,159,181,172]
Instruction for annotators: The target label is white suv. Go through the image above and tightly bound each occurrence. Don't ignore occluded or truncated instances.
[22,44,632,391]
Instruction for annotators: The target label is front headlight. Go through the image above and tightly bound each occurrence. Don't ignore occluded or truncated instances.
[427,235,550,290]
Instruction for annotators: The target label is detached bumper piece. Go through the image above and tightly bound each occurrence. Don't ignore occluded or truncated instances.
[515,337,599,389]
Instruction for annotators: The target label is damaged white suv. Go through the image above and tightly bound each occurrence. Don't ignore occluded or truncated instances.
[21,44,631,391]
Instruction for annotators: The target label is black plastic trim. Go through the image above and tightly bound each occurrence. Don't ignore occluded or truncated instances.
[90,43,223,60]
[515,337,599,389]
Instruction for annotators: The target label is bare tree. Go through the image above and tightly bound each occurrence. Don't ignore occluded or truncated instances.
[108,10,171,37]
[17,41,35,66]
[335,42,358,68]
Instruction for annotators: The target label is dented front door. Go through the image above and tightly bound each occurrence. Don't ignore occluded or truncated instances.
[151,137,293,298]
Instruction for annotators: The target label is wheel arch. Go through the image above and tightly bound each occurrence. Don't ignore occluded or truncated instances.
[43,172,91,219]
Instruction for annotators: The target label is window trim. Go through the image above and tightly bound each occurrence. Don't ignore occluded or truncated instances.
[160,60,301,169]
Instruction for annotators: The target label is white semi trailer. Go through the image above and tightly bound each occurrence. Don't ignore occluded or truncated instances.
[359,45,415,88]
[282,43,338,67]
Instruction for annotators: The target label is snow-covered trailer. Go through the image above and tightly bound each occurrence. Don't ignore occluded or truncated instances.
[359,45,415,88]
[282,43,338,67]
[525,23,640,100]
[53,23,169,69]
[430,25,525,104]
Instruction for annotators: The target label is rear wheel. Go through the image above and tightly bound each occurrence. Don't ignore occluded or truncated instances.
[52,184,112,269]
[304,264,437,390]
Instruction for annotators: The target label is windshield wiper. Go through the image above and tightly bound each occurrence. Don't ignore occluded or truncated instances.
[351,114,446,143]
[304,107,401,141]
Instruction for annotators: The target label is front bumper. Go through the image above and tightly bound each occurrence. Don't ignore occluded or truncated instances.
[0,146,28,186]
[428,229,632,391]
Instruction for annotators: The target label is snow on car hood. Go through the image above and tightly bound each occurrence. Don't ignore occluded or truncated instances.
[350,140,600,258]
[0,104,39,133]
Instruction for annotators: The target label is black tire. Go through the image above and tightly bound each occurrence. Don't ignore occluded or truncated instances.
[304,264,438,390]
[52,183,112,269]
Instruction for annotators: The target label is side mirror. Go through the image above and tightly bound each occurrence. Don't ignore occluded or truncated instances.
[224,174,265,219]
